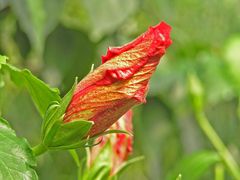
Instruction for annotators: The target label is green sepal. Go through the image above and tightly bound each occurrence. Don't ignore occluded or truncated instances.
[47,127,129,151]
[83,129,133,147]
[41,101,60,138]
[84,165,111,180]
[62,129,131,151]
[41,78,94,150]
[42,78,77,142]
[48,120,93,148]
[95,129,133,137]
[82,142,112,180]
[49,139,88,150]
[82,131,141,180]
[42,120,61,146]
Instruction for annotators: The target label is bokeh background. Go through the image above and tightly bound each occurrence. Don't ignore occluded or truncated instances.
[1,0,240,179]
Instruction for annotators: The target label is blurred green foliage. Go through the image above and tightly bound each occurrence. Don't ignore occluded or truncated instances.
[1,0,240,179]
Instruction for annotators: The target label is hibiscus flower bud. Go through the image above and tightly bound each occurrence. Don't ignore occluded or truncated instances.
[111,110,133,172]
[89,110,133,175]
[64,22,172,136]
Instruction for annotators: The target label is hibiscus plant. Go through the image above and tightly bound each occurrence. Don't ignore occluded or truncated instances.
[0,22,172,179]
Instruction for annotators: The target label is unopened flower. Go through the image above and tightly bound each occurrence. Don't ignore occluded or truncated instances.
[111,110,133,172]
[89,110,133,175]
[64,22,172,136]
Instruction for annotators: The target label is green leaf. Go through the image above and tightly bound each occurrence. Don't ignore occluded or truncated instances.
[166,151,221,180]
[84,165,111,180]
[10,0,65,54]
[1,63,61,118]
[0,117,38,179]
[80,129,133,150]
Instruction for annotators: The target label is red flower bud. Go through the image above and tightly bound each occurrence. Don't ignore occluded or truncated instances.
[64,22,172,136]
[90,110,133,175]
[111,110,133,172]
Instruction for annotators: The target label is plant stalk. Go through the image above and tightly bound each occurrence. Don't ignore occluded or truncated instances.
[195,111,240,180]
[32,143,48,156]
[215,163,224,180]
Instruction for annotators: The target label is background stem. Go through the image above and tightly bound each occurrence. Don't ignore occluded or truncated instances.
[215,163,224,180]
[188,73,240,180]
[195,112,240,180]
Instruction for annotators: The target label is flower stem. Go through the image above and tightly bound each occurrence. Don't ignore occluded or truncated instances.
[32,143,48,156]
[69,150,82,180]
[195,112,240,180]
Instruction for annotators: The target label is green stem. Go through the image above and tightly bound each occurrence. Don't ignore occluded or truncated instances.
[69,150,82,180]
[195,112,240,180]
[32,143,48,156]
[215,163,224,180]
